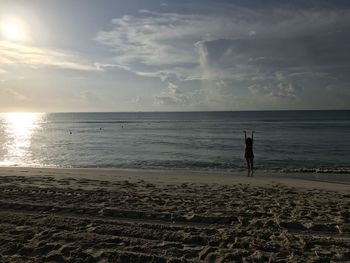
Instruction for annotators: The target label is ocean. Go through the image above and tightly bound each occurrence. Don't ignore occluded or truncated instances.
[0,111,349,178]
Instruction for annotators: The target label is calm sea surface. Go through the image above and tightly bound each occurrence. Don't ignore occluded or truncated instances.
[0,111,349,176]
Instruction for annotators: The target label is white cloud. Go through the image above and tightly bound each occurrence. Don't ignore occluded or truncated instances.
[154,82,189,105]
[96,9,350,83]
[0,87,31,111]
[94,62,131,71]
[0,41,102,72]
[248,82,298,99]
[94,6,350,110]
[216,80,227,89]
[95,10,249,80]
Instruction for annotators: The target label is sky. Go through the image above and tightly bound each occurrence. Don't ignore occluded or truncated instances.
[0,0,349,112]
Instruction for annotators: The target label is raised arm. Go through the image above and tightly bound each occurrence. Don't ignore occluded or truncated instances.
[251,131,255,142]
[244,131,247,141]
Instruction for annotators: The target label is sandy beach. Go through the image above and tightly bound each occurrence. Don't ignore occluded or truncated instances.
[0,167,349,262]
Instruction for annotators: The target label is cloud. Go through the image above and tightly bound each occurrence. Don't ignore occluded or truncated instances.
[216,80,227,89]
[96,8,350,82]
[248,82,298,99]
[95,4,350,109]
[154,82,189,105]
[95,11,201,67]
[0,86,31,111]
[94,62,131,71]
[0,41,102,72]
[132,70,175,81]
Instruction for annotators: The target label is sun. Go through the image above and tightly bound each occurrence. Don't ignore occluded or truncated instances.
[1,18,27,41]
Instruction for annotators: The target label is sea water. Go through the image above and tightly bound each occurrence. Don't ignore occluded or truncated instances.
[0,111,349,177]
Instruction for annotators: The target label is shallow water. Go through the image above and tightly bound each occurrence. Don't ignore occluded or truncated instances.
[0,111,349,176]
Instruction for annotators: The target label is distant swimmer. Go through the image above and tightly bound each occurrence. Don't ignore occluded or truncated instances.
[69,131,72,134]
[244,131,254,177]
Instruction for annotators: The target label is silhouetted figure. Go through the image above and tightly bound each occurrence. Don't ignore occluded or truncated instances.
[244,131,254,177]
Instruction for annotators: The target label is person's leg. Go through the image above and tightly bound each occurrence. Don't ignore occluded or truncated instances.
[250,158,254,177]
[246,158,250,176]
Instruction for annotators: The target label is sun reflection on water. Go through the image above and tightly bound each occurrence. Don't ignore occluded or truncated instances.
[1,112,43,166]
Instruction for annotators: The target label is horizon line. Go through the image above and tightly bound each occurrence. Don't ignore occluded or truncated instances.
[1,109,349,114]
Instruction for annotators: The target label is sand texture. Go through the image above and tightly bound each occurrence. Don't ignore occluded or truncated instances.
[0,168,349,262]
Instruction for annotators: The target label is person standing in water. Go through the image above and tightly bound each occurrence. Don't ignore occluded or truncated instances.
[244,131,254,177]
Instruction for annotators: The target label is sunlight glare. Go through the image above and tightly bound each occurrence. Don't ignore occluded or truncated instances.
[1,18,28,41]
[2,112,43,163]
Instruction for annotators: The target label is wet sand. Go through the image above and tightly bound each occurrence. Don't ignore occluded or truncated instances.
[0,167,349,262]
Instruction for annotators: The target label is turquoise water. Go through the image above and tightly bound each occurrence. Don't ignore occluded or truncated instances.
[0,111,349,176]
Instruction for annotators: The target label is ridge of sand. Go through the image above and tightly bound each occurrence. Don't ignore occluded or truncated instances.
[0,167,348,262]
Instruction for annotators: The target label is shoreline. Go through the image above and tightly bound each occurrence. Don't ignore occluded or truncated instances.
[0,166,349,193]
